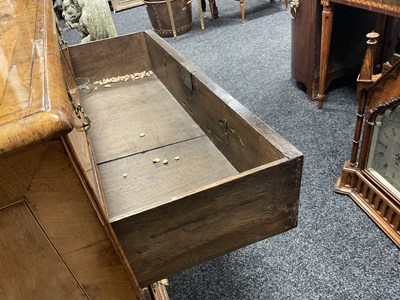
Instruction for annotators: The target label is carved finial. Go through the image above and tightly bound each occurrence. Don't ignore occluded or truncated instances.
[358,31,380,83]
[366,31,380,45]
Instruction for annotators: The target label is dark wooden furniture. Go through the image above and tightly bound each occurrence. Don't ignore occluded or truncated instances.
[291,0,380,100]
[206,0,287,23]
[334,32,400,247]
[1,0,303,297]
[201,0,219,19]
[317,0,400,108]
[67,30,303,286]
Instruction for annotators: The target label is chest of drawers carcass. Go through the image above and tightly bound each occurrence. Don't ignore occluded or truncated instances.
[0,0,142,298]
[0,0,303,297]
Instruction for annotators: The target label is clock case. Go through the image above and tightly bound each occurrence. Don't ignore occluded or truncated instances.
[334,32,400,247]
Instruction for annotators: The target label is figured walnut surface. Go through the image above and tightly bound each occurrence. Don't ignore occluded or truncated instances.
[329,0,400,18]
[0,0,74,154]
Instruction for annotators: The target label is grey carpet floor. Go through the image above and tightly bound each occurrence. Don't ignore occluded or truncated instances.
[65,2,400,299]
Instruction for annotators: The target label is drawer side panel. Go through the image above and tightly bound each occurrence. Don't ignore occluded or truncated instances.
[144,31,289,172]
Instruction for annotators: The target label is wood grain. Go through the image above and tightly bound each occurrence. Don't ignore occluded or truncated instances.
[82,76,205,164]
[0,143,48,208]
[0,0,74,155]
[65,128,107,214]
[0,0,27,17]
[331,0,400,17]
[113,156,303,286]
[63,137,145,299]
[99,135,238,221]
[63,239,140,299]
[0,202,87,300]
[26,142,106,253]
[68,33,150,82]
[70,31,303,287]
[291,2,389,100]
[335,41,400,249]
[60,46,108,213]
[144,31,294,172]
[1,1,144,298]
[148,282,170,300]
[367,57,400,109]
[317,0,400,108]
[25,140,139,299]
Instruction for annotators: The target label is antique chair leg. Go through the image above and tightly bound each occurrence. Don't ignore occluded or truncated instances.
[317,1,334,109]
[209,0,214,19]
[197,0,205,31]
[240,0,245,23]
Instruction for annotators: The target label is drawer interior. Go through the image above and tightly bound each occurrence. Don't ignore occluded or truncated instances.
[68,31,302,286]
[83,76,238,220]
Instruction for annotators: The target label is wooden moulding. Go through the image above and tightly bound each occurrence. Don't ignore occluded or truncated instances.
[334,161,400,247]
[330,0,400,18]
[68,31,303,286]
[335,59,400,249]
[0,0,75,155]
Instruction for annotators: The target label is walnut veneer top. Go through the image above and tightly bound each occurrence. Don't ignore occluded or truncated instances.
[0,0,74,154]
[329,0,400,17]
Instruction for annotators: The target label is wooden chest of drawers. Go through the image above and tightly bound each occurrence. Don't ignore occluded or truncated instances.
[0,0,142,298]
[0,0,303,297]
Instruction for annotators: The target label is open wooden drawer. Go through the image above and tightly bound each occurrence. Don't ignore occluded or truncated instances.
[67,31,303,287]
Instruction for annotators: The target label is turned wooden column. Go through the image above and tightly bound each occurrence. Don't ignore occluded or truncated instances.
[350,32,380,165]
[317,1,334,109]
[240,0,245,23]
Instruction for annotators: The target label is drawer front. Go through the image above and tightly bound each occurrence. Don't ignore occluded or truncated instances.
[0,202,87,299]
[112,156,302,286]
[64,128,107,214]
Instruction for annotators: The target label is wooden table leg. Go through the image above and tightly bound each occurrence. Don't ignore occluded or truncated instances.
[317,1,334,109]
[197,0,205,31]
[240,0,245,23]
[209,0,214,19]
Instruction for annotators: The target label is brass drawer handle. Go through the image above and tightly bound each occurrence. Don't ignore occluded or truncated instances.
[68,90,91,131]
[290,0,299,19]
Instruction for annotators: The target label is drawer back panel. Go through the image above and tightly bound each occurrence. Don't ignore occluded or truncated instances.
[68,33,151,82]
